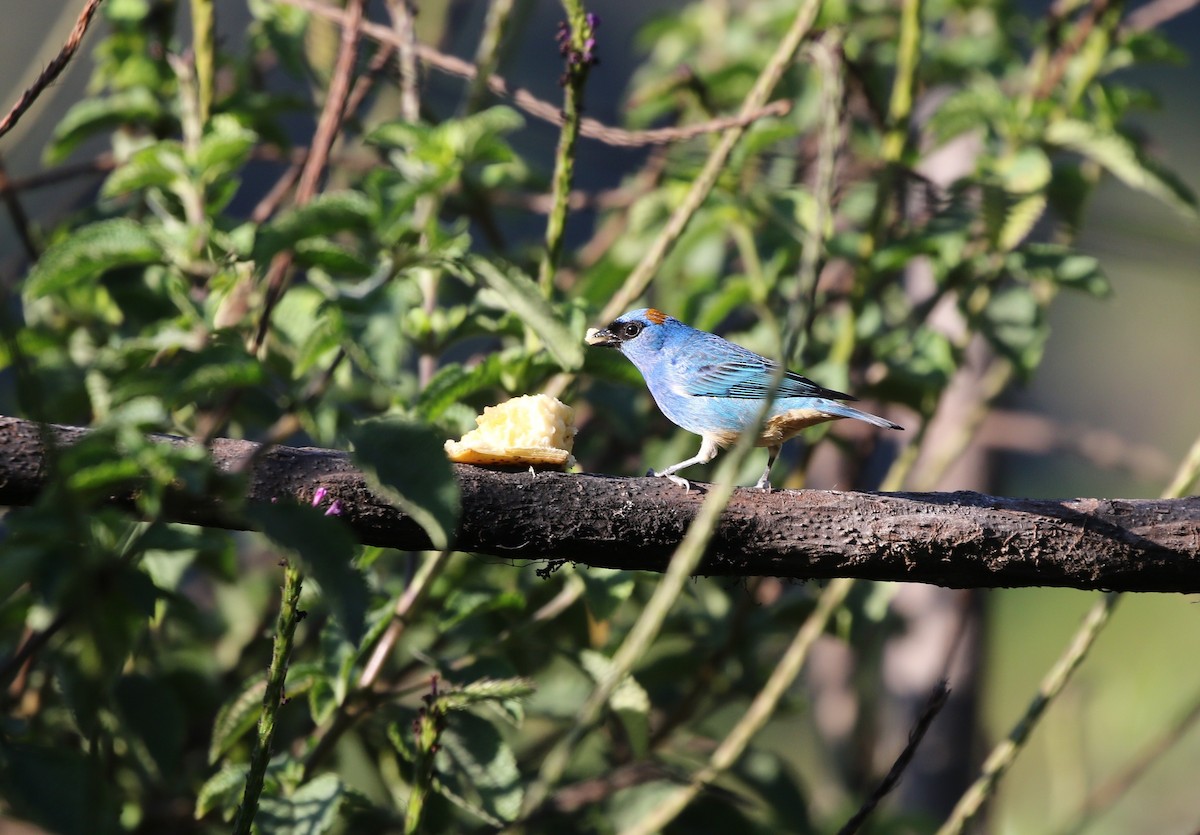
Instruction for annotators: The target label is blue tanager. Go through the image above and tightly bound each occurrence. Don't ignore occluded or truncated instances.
[585,308,902,490]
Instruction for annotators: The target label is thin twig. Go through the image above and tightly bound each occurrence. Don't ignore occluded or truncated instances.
[1035,0,1111,100]
[936,592,1121,835]
[0,0,107,141]
[271,0,791,147]
[1123,0,1200,31]
[462,0,517,115]
[387,0,420,123]
[250,0,365,356]
[794,33,843,365]
[1065,687,1200,833]
[619,577,858,835]
[0,154,39,260]
[301,551,451,780]
[838,680,951,835]
[589,0,821,332]
[0,613,70,689]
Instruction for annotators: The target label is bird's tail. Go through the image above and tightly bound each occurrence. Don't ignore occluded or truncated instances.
[821,401,903,430]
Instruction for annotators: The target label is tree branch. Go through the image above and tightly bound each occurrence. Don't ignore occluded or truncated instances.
[1,415,1198,592]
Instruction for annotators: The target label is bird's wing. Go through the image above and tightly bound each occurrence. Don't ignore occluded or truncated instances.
[680,340,856,402]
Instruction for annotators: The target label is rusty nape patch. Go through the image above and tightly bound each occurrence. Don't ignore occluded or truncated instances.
[645,308,668,325]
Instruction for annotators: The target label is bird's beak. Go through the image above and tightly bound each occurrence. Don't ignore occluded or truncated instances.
[585,326,620,348]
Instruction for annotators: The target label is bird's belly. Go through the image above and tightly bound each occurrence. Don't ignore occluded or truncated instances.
[760,407,839,445]
[648,380,841,448]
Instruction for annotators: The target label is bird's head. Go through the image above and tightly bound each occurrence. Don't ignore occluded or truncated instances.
[585,308,676,366]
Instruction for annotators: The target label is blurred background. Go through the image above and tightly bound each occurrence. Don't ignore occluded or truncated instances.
[2,1,1198,832]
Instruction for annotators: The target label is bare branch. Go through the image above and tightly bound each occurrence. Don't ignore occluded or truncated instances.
[272,0,792,148]
[0,0,107,141]
[1,415,1198,592]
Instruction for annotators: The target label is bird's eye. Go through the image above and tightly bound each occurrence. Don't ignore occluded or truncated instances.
[621,322,643,339]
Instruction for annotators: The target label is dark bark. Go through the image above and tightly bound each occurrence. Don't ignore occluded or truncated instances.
[1,415,1198,592]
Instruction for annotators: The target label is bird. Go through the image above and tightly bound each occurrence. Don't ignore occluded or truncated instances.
[585,307,902,490]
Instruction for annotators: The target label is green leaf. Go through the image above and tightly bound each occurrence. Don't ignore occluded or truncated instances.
[580,650,651,759]
[1009,243,1110,296]
[196,762,250,820]
[1044,119,1199,219]
[435,711,523,824]
[346,416,460,551]
[416,353,507,420]
[469,258,585,370]
[209,673,268,764]
[102,141,185,197]
[254,191,377,264]
[195,114,257,178]
[248,503,368,643]
[25,219,163,297]
[441,677,537,710]
[256,773,345,835]
[978,285,1047,380]
[294,238,374,277]
[578,567,636,622]
[47,88,166,162]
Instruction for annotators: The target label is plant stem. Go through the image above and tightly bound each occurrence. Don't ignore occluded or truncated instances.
[594,0,822,324]
[232,561,305,835]
[936,591,1120,835]
[537,1,595,295]
[191,0,215,125]
[463,0,516,115]
[620,577,857,835]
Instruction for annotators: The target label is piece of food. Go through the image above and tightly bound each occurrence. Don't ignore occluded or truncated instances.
[444,394,577,467]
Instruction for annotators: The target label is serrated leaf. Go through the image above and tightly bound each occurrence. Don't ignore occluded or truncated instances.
[294,238,374,277]
[48,88,166,162]
[209,673,268,764]
[442,677,537,710]
[25,219,163,297]
[196,762,250,820]
[102,142,185,197]
[247,503,367,643]
[256,773,344,835]
[1045,119,1199,219]
[469,258,585,370]
[436,711,523,824]
[254,191,376,264]
[346,416,460,550]
[195,115,257,177]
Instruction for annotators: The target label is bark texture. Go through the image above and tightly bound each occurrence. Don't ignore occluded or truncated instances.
[1,415,1198,592]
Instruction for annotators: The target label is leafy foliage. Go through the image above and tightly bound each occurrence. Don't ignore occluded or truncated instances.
[0,0,1194,832]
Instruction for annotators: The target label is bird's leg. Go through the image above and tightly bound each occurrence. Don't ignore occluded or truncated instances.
[650,437,721,491]
[754,445,781,491]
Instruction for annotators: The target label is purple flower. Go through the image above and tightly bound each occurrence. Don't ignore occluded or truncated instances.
[311,486,328,507]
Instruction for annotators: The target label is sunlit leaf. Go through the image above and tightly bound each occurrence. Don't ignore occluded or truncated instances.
[25,219,163,297]
[469,258,584,370]
[1045,119,1198,219]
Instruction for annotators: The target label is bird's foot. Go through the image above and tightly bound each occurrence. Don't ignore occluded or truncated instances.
[648,468,692,492]
[754,474,773,491]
